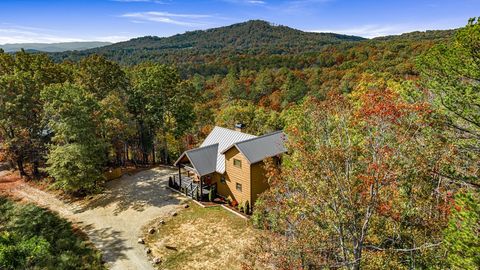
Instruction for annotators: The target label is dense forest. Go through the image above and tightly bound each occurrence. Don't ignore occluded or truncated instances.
[50,20,454,78]
[0,197,104,269]
[51,20,365,68]
[1,18,479,269]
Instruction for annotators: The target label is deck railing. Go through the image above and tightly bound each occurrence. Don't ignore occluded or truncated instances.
[169,175,210,201]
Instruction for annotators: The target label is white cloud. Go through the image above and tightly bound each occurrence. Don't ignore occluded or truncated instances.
[0,24,131,44]
[121,11,212,26]
[309,24,426,38]
[0,26,84,44]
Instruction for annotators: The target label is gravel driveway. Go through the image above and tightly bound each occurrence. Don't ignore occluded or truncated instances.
[10,167,184,270]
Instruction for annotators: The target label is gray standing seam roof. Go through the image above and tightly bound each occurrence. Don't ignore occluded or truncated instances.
[175,127,286,176]
[221,131,287,164]
[175,143,218,176]
[200,126,257,173]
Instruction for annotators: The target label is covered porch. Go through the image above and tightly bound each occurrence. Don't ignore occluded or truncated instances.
[172,143,219,201]
[169,164,214,201]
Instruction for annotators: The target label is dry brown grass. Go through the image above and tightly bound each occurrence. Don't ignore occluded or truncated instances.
[0,171,23,194]
[144,202,255,270]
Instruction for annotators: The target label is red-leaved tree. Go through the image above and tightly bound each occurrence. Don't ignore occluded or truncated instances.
[246,89,453,269]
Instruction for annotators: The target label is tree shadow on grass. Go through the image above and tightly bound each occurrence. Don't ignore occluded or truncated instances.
[73,167,183,215]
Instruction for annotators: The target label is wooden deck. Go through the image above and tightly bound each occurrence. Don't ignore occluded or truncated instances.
[170,175,211,200]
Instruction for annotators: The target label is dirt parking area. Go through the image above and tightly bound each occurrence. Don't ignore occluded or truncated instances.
[1,166,185,270]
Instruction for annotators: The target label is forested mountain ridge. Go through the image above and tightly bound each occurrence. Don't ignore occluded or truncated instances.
[106,20,364,51]
[373,29,456,41]
[51,20,365,65]
[49,20,454,77]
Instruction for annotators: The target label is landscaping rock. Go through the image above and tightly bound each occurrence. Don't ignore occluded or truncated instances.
[153,257,162,264]
[171,212,177,217]
[183,204,189,208]
[159,220,165,225]
[148,227,155,234]
[137,238,144,244]
[145,248,152,254]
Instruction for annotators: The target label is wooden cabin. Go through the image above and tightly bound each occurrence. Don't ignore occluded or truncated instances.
[173,126,286,208]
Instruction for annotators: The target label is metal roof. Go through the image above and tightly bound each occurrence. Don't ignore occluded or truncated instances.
[174,143,218,176]
[200,126,256,173]
[221,131,287,164]
[175,127,286,176]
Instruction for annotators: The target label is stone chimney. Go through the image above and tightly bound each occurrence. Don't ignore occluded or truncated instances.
[235,123,245,132]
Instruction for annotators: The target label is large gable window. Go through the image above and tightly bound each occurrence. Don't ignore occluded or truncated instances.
[233,158,242,168]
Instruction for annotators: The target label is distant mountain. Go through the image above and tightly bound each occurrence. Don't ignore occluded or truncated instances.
[0,41,112,53]
[51,20,365,65]
[373,29,456,41]
[45,20,454,77]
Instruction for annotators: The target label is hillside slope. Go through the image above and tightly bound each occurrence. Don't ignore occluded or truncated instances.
[48,20,454,78]
[51,20,364,65]
[373,29,456,41]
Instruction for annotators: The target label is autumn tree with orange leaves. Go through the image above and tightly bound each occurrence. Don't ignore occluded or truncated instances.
[247,89,454,269]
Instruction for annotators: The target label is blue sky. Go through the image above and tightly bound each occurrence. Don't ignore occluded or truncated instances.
[0,0,478,44]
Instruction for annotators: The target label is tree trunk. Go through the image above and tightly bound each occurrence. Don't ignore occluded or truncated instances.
[8,160,14,170]
[124,142,128,166]
[17,158,27,178]
[138,120,148,165]
[143,150,148,165]
[163,134,168,165]
[152,142,156,164]
[352,244,363,270]
[116,147,122,166]
[32,159,40,179]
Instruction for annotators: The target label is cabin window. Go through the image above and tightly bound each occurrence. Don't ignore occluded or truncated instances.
[236,183,242,192]
[220,175,226,184]
[233,158,242,168]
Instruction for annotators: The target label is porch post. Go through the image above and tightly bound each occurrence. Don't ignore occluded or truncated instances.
[178,165,182,188]
[199,176,203,201]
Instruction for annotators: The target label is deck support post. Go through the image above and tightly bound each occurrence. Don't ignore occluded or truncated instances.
[199,176,203,201]
[178,165,181,189]
[190,182,193,198]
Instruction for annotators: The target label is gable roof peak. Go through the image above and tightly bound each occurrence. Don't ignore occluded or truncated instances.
[221,130,287,164]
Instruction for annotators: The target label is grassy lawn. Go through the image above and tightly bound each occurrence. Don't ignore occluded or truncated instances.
[0,196,104,270]
[144,202,254,270]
